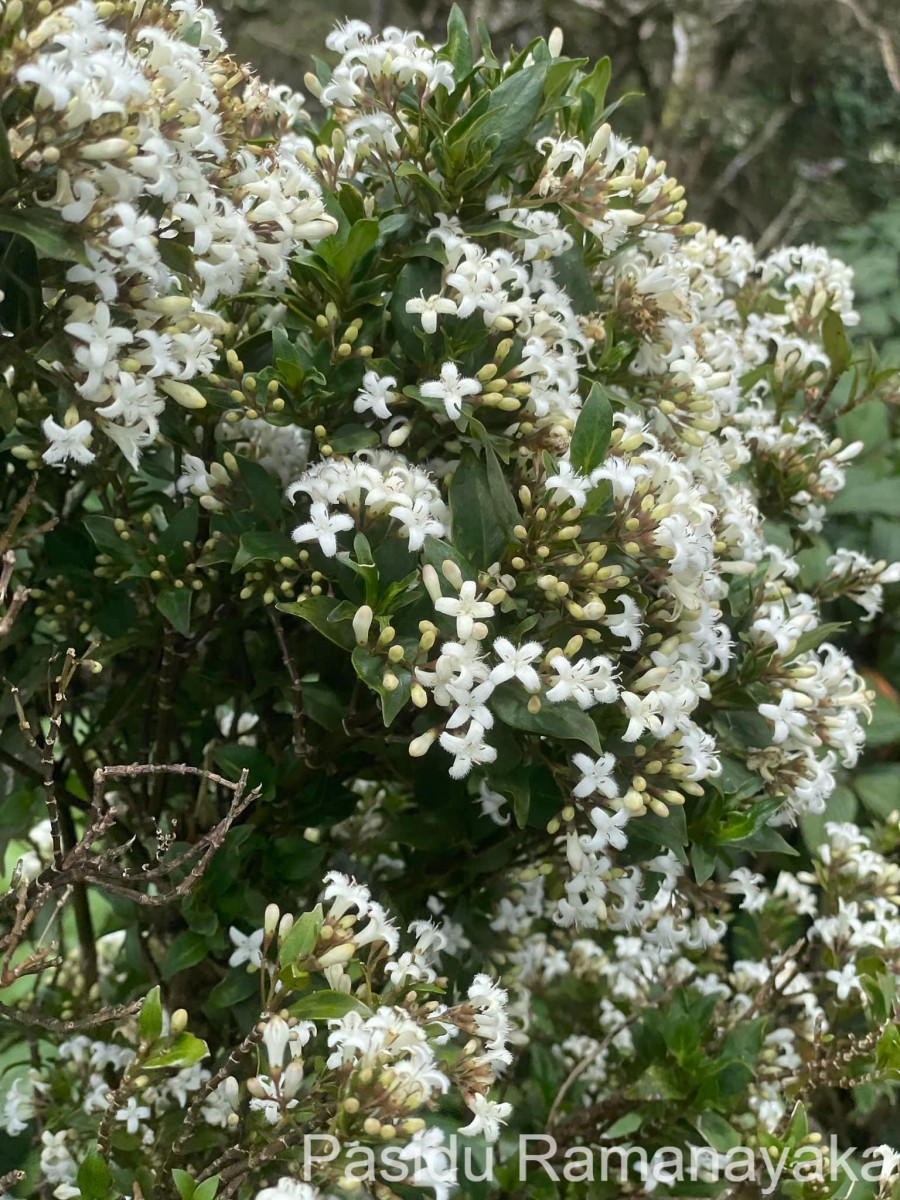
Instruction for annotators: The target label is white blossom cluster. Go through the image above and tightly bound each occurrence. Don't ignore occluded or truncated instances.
[487,816,900,1135]
[286,206,897,926]
[2,873,513,1199]
[288,452,449,555]
[2,0,336,466]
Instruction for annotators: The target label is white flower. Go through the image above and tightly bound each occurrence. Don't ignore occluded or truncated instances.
[585,805,630,853]
[420,362,481,421]
[758,690,808,745]
[825,963,863,1001]
[405,291,457,334]
[42,416,94,467]
[870,1146,900,1185]
[255,1180,322,1200]
[490,638,543,691]
[546,655,617,709]
[572,752,618,800]
[458,1092,512,1142]
[434,580,495,640]
[228,926,264,970]
[115,1095,151,1134]
[439,721,497,779]
[354,371,397,420]
[546,460,589,508]
[291,501,355,557]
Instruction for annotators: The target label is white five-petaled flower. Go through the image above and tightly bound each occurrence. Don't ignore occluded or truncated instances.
[420,362,481,421]
[585,805,630,853]
[42,416,94,467]
[546,460,589,509]
[572,752,619,799]
[291,501,355,558]
[405,291,457,334]
[458,1092,513,1143]
[439,720,497,779]
[825,963,863,1002]
[115,1095,151,1133]
[434,580,495,640]
[228,925,264,970]
[758,689,809,744]
[490,638,543,692]
[354,370,397,420]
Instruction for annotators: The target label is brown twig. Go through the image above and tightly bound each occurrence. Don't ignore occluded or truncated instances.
[267,606,308,758]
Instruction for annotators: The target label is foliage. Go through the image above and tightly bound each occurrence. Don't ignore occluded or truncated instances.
[1,4,900,1199]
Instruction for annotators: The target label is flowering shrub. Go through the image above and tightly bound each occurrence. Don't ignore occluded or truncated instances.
[2,4,900,1199]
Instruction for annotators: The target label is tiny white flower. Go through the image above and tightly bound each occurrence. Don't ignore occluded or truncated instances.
[420,362,481,421]
[228,926,265,970]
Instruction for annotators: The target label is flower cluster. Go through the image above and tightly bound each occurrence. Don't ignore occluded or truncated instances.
[1,0,335,466]
[2,7,900,1200]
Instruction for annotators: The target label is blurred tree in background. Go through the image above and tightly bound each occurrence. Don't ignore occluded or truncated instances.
[214,0,900,252]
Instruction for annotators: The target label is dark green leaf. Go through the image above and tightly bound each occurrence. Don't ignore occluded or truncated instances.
[450,449,513,569]
[444,5,473,79]
[290,989,373,1021]
[570,382,614,474]
[491,683,603,753]
[162,931,209,980]
[156,587,192,636]
[277,595,356,650]
[0,208,90,264]
[232,531,295,573]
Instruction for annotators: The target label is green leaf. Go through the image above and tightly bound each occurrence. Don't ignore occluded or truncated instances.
[690,841,718,885]
[83,515,135,562]
[603,1111,643,1138]
[280,906,323,966]
[0,208,90,264]
[854,765,900,821]
[195,1178,220,1200]
[138,986,163,1044]
[144,1032,209,1070]
[172,1169,196,1200]
[162,931,209,980]
[469,63,549,174]
[570,382,613,474]
[696,1112,741,1153]
[491,683,603,753]
[290,989,373,1021]
[156,587,192,636]
[828,478,900,517]
[232,531,295,573]
[450,449,513,569]
[579,55,612,113]
[277,595,356,650]
[714,795,784,844]
[208,970,258,1009]
[822,309,850,373]
[76,1150,111,1200]
[444,4,473,78]
[484,441,520,539]
[351,646,411,726]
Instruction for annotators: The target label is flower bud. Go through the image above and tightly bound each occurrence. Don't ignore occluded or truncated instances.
[353,604,374,645]
[161,380,207,410]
